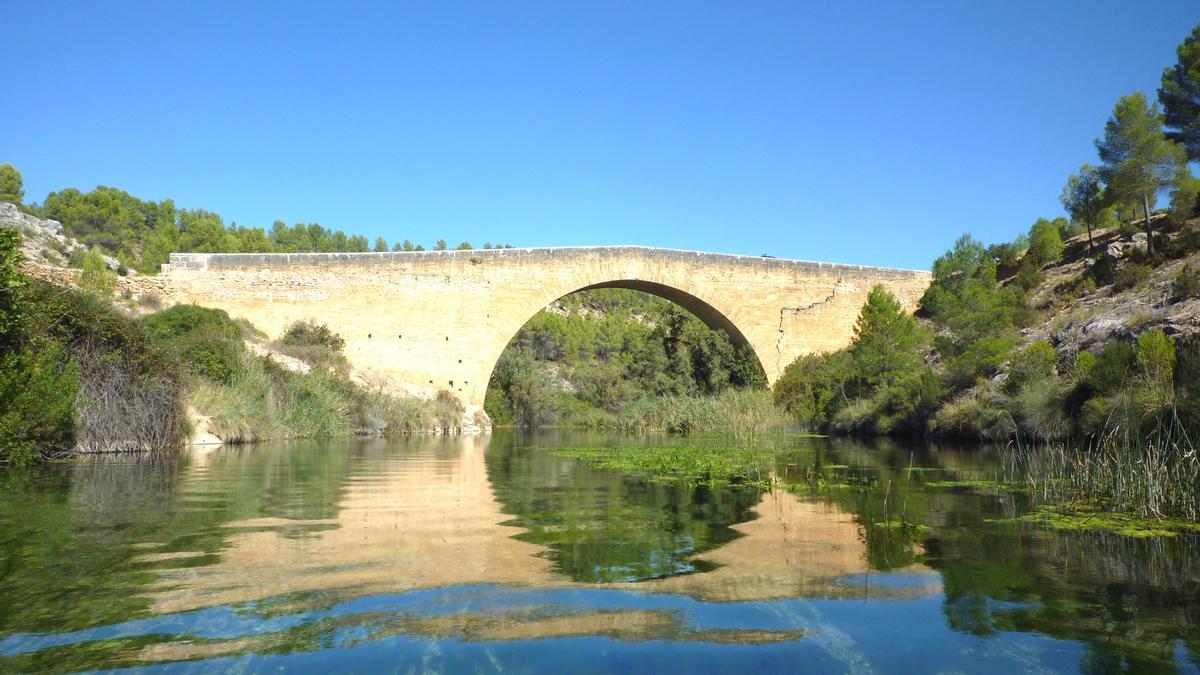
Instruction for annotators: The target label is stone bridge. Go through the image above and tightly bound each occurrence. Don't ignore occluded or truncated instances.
[164,247,930,409]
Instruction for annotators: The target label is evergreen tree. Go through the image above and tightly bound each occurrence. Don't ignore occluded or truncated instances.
[1060,164,1104,255]
[1027,218,1065,268]
[851,286,926,389]
[0,164,23,204]
[1159,23,1200,161]
[1096,92,1187,256]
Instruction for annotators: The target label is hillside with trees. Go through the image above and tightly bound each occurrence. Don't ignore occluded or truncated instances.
[0,165,512,274]
[773,23,1200,444]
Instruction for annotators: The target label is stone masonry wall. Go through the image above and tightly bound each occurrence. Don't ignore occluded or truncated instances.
[163,247,932,407]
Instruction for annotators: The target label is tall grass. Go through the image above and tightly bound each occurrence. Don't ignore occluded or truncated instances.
[1007,415,1200,520]
[608,389,790,437]
[191,354,455,443]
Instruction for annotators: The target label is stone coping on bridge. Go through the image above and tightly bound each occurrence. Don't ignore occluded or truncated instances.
[166,245,929,278]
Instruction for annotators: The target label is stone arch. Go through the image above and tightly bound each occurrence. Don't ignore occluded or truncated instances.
[162,247,933,413]
[480,277,770,405]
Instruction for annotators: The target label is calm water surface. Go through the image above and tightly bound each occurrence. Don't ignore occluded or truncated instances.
[0,431,1197,673]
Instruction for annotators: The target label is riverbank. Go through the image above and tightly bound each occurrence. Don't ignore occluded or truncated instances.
[0,229,475,464]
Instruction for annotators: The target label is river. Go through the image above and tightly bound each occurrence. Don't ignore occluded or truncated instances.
[0,431,1196,672]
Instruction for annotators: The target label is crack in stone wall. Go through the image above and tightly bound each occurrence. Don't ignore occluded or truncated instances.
[775,280,843,374]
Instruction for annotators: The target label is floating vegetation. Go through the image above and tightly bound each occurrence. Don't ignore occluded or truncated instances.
[872,520,933,535]
[995,505,1200,539]
[926,480,1018,490]
[549,445,792,487]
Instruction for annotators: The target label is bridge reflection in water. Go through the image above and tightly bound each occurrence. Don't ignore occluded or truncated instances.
[147,434,939,622]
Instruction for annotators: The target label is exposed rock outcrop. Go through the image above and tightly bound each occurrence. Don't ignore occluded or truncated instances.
[0,201,121,270]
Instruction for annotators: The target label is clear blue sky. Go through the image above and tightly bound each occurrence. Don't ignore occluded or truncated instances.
[2,1,1196,269]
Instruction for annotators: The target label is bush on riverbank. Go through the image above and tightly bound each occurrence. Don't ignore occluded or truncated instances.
[24,281,189,453]
[1,230,189,462]
[158,313,458,442]
[191,357,457,442]
[1,230,77,464]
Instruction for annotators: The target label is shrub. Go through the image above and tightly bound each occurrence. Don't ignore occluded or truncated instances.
[1006,340,1057,392]
[140,305,244,383]
[1087,341,1136,396]
[928,381,1016,440]
[1177,339,1200,429]
[16,279,187,455]
[0,344,80,464]
[1078,396,1110,434]
[72,346,185,452]
[1087,254,1118,286]
[1172,263,1200,301]
[140,304,242,342]
[773,350,853,429]
[944,336,1015,389]
[1070,350,1096,380]
[1014,375,1072,441]
[79,247,117,297]
[136,293,163,310]
[486,346,562,428]
[431,390,465,433]
[1027,218,1065,268]
[1112,262,1152,292]
[276,320,348,370]
[1133,328,1176,416]
[281,320,345,353]
[1167,225,1200,258]
[1013,260,1044,292]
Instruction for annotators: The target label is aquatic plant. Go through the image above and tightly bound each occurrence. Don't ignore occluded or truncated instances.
[609,389,789,437]
[1006,415,1200,520]
[550,444,791,488]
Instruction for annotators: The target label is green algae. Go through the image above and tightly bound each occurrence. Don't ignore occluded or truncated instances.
[872,520,933,535]
[994,505,1200,538]
[548,445,790,488]
[927,479,1018,490]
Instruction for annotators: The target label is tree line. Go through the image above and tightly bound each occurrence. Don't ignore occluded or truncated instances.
[0,167,511,274]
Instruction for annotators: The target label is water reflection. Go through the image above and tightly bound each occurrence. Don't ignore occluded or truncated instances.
[146,433,935,613]
[147,435,560,613]
[0,431,1196,672]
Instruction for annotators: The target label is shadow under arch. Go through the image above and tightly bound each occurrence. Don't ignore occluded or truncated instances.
[483,278,768,396]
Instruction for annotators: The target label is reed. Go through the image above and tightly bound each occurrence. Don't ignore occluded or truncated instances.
[191,354,456,443]
[1007,413,1200,520]
[608,389,790,437]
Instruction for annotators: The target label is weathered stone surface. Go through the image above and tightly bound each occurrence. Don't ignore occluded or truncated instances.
[21,260,178,300]
[163,247,932,407]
